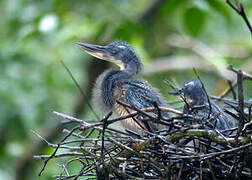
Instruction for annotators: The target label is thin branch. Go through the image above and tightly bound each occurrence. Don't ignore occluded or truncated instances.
[60,60,100,120]
[226,0,252,36]
[38,126,80,176]
[227,80,237,100]
[237,70,245,125]
[193,68,212,119]
[100,112,112,164]
[165,129,250,146]
[228,65,252,80]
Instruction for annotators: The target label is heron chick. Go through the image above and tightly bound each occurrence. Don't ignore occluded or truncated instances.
[170,79,236,130]
[76,41,169,135]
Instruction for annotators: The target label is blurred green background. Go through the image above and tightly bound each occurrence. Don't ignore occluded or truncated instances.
[0,0,251,179]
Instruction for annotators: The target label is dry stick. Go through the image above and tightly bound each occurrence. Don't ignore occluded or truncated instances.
[227,80,237,100]
[74,161,98,180]
[166,143,252,160]
[249,106,252,123]
[193,68,212,119]
[202,113,232,147]
[119,101,182,132]
[234,70,246,177]
[153,101,161,120]
[60,60,100,120]
[242,121,252,132]
[34,152,87,160]
[100,112,113,164]
[226,0,252,36]
[53,109,181,135]
[65,157,89,167]
[216,157,251,176]
[32,130,88,151]
[116,100,181,123]
[237,70,246,132]
[206,160,217,180]
[200,161,203,180]
[166,129,249,146]
[177,164,183,180]
[219,80,237,99]
[163,79,178,91]
[54,111,132,132]
[38,126,80,176]
[228,65,252,80]
[123,102,149,132]
[73,167,87,180]
[219,65,252,99]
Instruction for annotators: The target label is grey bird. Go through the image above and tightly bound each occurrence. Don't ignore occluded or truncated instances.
[170,79,235,130]
[76,41,169,135]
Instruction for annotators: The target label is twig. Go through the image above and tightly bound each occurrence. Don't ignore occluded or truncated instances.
[226,0,252,36]
[38,126,80,176]
[228,65,252,80]
[219,79,237,99]
[193,68,212,119]
[163,79,178,90]
[227,80,237,100]
[166,143,252,160]
[219,65,252,99]
[60,60,100,120]
[100,112,112,164]
[166,129,250,146]
[237,69,246,135]
[34,152,86,160]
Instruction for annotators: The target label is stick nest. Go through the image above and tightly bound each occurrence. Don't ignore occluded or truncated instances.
[34,67,252,179]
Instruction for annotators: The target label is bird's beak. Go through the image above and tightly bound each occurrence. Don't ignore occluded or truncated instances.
[76,42,125,70]
[75,42,113,61]
[169,88,183,96]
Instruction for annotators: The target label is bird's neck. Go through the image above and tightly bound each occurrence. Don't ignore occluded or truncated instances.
[124,58,142,76]
[100,70,130,108]
[99,57,141,108]
[190,97,208,107]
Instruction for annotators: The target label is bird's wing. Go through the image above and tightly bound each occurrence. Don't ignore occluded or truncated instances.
[211,103,234,130]
[122,80,165,132]
[192,103,234,130]
[124,80,163,107]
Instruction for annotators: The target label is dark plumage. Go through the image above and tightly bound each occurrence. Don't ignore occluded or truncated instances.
[76,41,168,134]
[170,79,235,130]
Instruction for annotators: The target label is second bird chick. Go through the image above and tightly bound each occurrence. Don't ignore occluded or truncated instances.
[170,79,235,130]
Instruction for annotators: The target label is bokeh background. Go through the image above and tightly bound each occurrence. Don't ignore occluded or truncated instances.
[0,0,252,179]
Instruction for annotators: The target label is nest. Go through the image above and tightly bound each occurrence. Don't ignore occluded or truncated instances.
[34,66,252,179]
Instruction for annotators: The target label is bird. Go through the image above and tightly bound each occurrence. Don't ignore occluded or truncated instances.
[76,41,169,135]
[170,79,235,130]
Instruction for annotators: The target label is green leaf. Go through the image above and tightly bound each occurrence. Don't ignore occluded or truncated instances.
[183,7,206,37]
[205,0,231,20]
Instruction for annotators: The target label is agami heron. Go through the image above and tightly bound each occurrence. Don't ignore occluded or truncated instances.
[170,79,235,130]
[76,41,169,134]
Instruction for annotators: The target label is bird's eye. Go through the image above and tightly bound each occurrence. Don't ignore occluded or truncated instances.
[110,48,118,55]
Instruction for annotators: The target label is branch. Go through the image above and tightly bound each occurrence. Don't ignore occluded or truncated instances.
[227,65,252,80]
[166,129,250,146]
[226,0,252,36]
[193,68,212,119]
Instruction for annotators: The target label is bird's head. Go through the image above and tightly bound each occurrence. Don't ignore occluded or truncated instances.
[170,79,207,105]
[76,41,142,74]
